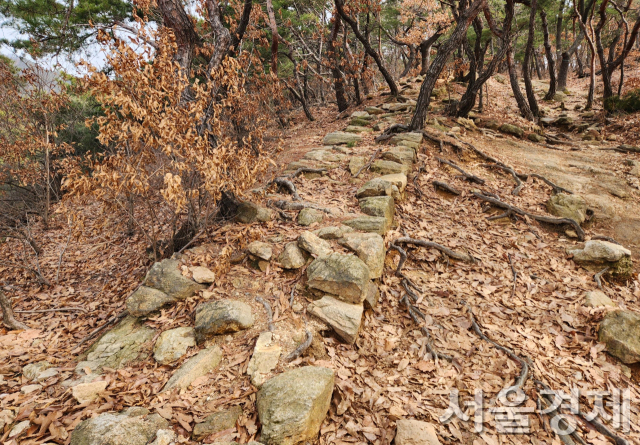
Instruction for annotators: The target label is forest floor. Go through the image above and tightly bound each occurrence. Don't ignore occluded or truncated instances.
[1,72,640,445]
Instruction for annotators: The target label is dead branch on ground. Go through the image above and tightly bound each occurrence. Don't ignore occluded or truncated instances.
[594,267,609,291]
[0,290,28,330]
[472,192,585,240]
[592,235,620,245]
[508,254,517,298]
[354,148,382,177]
[433,181,461,195]
[272,177,301,200]
[285,330,312,361]
[256,296,275,332]
[392,236,476,266]
[286,167,327,178]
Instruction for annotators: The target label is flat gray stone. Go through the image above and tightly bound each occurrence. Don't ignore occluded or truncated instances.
[126,286,175,317]
[247,332,281,387]
[192,406,243,441]
[599,311,640,364]
[342,216,389,235]
[298,231,333,258]
[70,408,168,445]
[547,193,589,224]
[359,196,394,226]
[76,316,155,374]
[162,346,222,391]
[307,253,370,304]
[257,366,334,445]
[304,149,345,163]
[144,259,205,301]
[313,225,354,240]
[153,327,196,365]
[370,159,409,175]
[236,202,272,223]
[248,241,273,261]
[278,242,307,269]
[308,296,363,344]
[195,300,254,342]
[322,132,361,146]
[381,147,415,166]
[339,232,385,278]
[297,208,324,226]
[356,178,393,199]
[568,240,633,277]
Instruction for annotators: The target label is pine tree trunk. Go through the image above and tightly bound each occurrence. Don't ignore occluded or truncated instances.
[508,49,534,120]
[523,0,539,116]
[541,10,558,100]
[329,16,349,111]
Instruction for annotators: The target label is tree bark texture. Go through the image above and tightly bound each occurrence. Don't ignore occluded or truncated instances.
[523,0,539,116]
[541,10,558,100]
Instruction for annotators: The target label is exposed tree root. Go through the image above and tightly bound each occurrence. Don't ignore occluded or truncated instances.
[354,147,382,177]
[592,235,620,245]
[481,163,525,195]
[0,290,28,330]
[432,180,461,195]
[272,199,333,214]
[472,192,585,240]
[285,329,312,362]
[530,173,573,194]
[600,145,639,154]
[256,296,274,332]
[272,177,301,200]
[463,300,529,389]
[16,307,86,314]
[286,167,328,178]
[392,236,476,267]
[594,267,609,291]
[436,157,485,185]
[412,166,427,197]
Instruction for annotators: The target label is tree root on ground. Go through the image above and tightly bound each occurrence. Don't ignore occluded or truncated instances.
[592,235,620,245]
[272,177,301,201]
[354,147,382,177]
[436,157,485,185]
[530,174,573,194]
[286,167,328,178]
[472,192,585,240]
[256,296,275,332]
[0,290,29,330]
[272,199,333,214]
[463,300,529,389]
[594,267,609,291]
[285,329,312,362]
[432,181,461,195]
[392,236,476,268]
[481,163,525,195]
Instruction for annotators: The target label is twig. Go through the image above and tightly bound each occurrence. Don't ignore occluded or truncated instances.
[432,181,461,195]
[508,254,517,298]
[393,236,476,265]
[16,307,87,314]
[272,177,301,201]
[481,163,525,195]
[464,300,529,389]
[594,267,609,291]
[56,228,73,283]
[354,147,382,177]
[436,157,485,184]
[0,261,50,286]
[472,192,585,240]
[75,311,128,350]
[530,174,573,194]
[592,235,620,245]
[256,296,274,332]
[286,167,327,178]
[285,330,313,361]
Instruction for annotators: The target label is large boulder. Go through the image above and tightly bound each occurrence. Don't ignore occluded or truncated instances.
[70,407,168,445]
[162,345,222,391]
[126,286,175,317]
[257,366,334,445]
[144,259,206,301]
[359,196,394,227]
[278,242,308,269]
[343,216,389,235]
[547,193,589,224]
[308,296,363,344]
[153,327,196,365]
[394,419,441,445]
[307,253,370,304]
[298,231,333,258]
[76,316,155,374]
[195,300,254,342]
[599,310,640,363]
[192,406,243,441]
[568,240,633,277]
[338,232,385,278]
[322,132,361,146]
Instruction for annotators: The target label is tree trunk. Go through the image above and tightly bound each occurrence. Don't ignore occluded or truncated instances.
[555,0,566,64]
[541,10,558,100]
[409,0,486,130]
[266,0,279,74]
[574,0,596,109]
[523,0,539,116]
[508,48,534,120]
[557,30,585,90]
[329,16,349,111]
[0,290,28,330]
[400,44,417,78]
[158,0,201,74]
[335,0,399,96]
[419,31,443,75]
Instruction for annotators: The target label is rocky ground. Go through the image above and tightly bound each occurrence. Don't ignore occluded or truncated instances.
[1,74,640,445]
